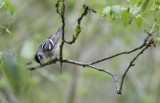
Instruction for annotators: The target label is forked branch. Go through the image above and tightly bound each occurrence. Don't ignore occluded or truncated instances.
[64,5,96,44]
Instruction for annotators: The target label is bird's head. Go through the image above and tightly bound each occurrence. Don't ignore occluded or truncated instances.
[34,50,45,65]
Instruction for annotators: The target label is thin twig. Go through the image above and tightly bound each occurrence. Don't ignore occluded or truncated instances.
[28,57,58,70]
[64,5,96,44]
[62,58,119,93]
[58,0,66,73]
[117,39,153,94]
[90,34,152,65]
[55,2,62,15]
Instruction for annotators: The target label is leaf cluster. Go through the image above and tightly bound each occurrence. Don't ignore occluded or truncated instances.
[0,52,29,95]
[0,0,14,34]
[101,0,153,27]
[101,0,160,42]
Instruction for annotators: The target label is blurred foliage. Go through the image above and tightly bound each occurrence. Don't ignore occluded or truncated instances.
[0,0,14,34]
[0,52,29,95]
[0,0,160,103]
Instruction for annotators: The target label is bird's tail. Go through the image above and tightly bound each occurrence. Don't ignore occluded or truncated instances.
[56,27,62,35]
[51,27,62,44]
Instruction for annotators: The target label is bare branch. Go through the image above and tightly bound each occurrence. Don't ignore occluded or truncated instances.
[28,57,58,70]
[56,3,96,73]
[90,34,152,65]
[64,5,96,44]
[55,2,61,16]
[57,0,66,73]
[117,39,153,94]
[62,57,119,93]
[29,56,120,93]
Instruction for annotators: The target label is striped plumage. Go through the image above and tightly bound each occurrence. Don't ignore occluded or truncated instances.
[34,27,62,64]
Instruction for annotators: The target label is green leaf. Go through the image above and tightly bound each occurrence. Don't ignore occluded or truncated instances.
[5,28,12,35]
[4,0,14,16]
[110,5,121,20]
[0,25,12,35]
[110,18,115,24]
[134,15,143,27]
[102,5,127,24]
[102,6,111,19]
[1,52,29,95]
[130,6,141,16]
[129,16,134,24]
[141,0,149,12]
[0,0,5,8]
[74,25,81,38]
[0,25,5,29]
[141,0,153,13]
[121,9,130,27]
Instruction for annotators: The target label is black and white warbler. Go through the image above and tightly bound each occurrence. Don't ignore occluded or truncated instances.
[34,27,62,64]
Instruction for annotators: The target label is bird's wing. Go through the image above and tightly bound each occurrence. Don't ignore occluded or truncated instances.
[40,40,54,52]
[39,27,62,52]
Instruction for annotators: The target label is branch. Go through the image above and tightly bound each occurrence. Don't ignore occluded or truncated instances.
[55,0,66,73]
[117,39,153,94]
[55,2,61,16]
[28,57,119,92]
[28,57,58,70]
[62,58,119,93]
[90,33,152,65]
[28,33,153,94]
[64,5,96,44]
[56,3,96,73]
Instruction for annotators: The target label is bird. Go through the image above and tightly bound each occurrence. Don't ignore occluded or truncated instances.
[34,27,62,65]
